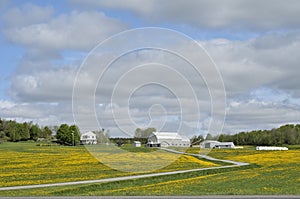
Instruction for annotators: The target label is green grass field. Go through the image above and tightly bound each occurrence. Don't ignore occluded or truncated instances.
[0,142,299,196]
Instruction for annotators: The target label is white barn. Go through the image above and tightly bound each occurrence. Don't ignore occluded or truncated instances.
[147,132,190,147]
[80,131,97,145]
[256,146,288,151]
[200,140,235,149]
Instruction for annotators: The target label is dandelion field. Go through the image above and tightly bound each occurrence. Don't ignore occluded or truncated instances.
[0,142,220,189]
[0,143,299,196]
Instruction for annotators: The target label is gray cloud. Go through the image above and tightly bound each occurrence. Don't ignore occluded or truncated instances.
[201,32,300,98]
[3,3,54,28]
[9,67,77,103]
[2,2,300,136]
[5,30,300,135]
[0,100,72,127]
[224,99,300,133]
[70,0,300,31]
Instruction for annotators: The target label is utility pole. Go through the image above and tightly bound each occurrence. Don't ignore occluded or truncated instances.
[71,133,74,147]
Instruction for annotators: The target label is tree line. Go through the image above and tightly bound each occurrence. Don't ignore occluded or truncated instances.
[2,118,300,146]
[109,128,156,146]
[217,124,300,146]
[0,118,52,142]
[0,118,152,146]
[0,118,81,146]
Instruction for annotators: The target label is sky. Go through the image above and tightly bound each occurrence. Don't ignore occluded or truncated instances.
[1,0,300,138]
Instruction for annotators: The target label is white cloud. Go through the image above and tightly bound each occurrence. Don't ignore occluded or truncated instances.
[0,100,16,109]
[4,10,128,51]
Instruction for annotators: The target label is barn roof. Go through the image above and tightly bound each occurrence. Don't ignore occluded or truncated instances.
[216,142,234,145]
[151,132,190,142]
[202,140,220,144]
[201,140,234,145]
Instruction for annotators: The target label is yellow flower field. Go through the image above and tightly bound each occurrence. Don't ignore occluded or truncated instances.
[0,144,299,196]
[87,148,300,196]
[86,145,218,173]
[0,142,220,187]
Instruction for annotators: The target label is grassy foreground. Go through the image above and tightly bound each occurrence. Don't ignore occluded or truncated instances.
[0,143,299,196]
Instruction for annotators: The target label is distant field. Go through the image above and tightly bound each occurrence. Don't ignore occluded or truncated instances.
[0,142,299,196]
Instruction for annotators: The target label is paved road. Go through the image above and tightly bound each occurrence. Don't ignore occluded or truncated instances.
[0,149,249,191]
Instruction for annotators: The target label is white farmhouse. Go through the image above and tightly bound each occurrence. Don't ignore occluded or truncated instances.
[80,131,97,145]
[200,140,235,149]
[147,132,190,147]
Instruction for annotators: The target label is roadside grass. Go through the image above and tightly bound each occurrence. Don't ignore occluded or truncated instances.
[0,142,221,188]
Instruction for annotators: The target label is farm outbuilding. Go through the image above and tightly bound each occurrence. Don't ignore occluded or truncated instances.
[80,131,97,145]
[256,146,288,151]
[133,141,141,147]
[200,140,235,149]
[147,132,190,147]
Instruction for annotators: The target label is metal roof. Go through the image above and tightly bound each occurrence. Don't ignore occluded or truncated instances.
[151,132,190,142]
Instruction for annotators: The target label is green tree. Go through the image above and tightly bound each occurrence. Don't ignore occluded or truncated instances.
[69,125,80,146]
[56,124,80,146]
[134,127,156,138]
[190,134,204,145]
[134,128,142,138]
[206,133,215,140]
[56,124,69,145]
[41,126,53,139]
[30,124,41,141]
[95,128,104,143]
[6,121,20,142]
[19,123,30,141]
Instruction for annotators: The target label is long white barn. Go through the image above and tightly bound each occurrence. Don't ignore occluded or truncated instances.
[200,140,235,149]
[256,146,288,151]
[147,132,190,147]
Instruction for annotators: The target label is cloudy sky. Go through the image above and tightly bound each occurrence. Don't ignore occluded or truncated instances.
[1,0,300,137]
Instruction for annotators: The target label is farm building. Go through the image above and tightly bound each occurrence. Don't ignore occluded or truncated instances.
[200,140,235,149]
[80,131,97,145]
[256,146,288,151]
[147,132,190,147]
[133,141,141,147]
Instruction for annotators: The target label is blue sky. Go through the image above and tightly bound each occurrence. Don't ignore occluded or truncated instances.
[1,0,300,137]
